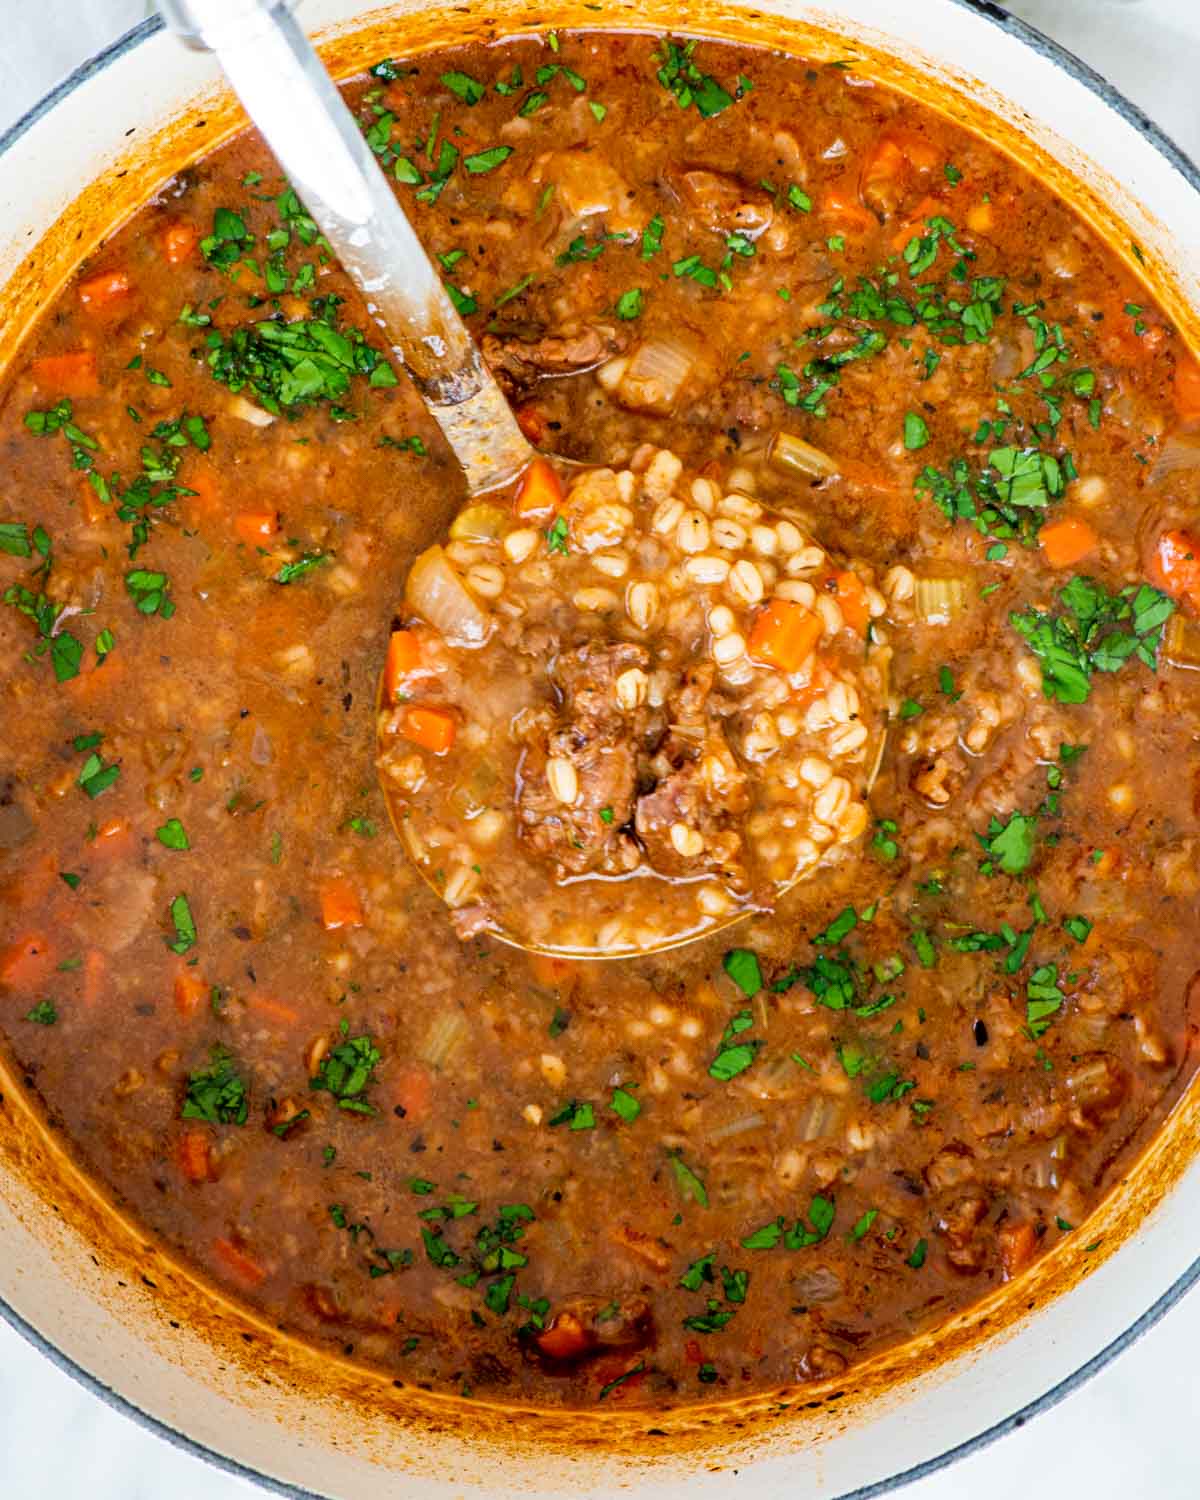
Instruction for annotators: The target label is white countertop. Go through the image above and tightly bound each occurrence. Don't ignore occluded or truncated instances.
[1,3,1198,1496]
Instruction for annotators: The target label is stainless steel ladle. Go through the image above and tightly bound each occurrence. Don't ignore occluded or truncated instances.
[159,0,531,495]
[159,0,890,959]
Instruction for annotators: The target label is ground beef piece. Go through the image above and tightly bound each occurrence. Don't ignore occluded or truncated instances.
[795,1343,848,1381]
[668,167,775,239]
[938,1193,989,1272]
[634,737,750,885]
[482,324,627,397]
[516,642,648,877]
[634,665,750,878]
[530,1295,655,1366]
[1064,1052,1128,1129]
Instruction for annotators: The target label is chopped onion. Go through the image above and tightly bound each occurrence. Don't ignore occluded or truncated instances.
[250,725,273,765]
[227,393,276,427]
[1163,612,1200,670]
[801,1094,840,1141]
[769,430,841,480]
[618,338,698,414]
[709,1112,767,1141]
[595,355,628,393]
[792,1266,843,1303]
[1150,432,1200,484]
[405,544,493,648]
[450,503,508,542]
[449,759,500,818]
[418,1011,469,1069]
[914,575,972,624]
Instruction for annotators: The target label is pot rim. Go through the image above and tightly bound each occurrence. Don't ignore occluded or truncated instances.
[1,5,1198,1498]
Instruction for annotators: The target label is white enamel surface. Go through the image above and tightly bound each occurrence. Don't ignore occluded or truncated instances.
[1,3,1200,1498]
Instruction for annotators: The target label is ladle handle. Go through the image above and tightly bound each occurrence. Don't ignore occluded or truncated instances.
[157,0,531,494]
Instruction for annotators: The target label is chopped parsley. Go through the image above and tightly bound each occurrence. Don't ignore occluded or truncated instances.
[742,1194,835,1250]
[980,810,1038,875]
[610,1085,641,1123]
[1025,964,1066,1038]
[274,552,330,585]
[155,818,190,851]
[125,568,174,618]
[709,1010,762,1081]
[167,893,197,954]
[655,38,736,118]
[722,948,762,996]
[548,1099,596,1130]
[615,288,644,320]
[440,71,485,105]
[1010,575,1175,704]
[464,146,512,175]
[205,300,397,419]
[310,1031,381,1114]
[77,750,120,799]
[182,1046,248,1125]
[670,1151,708,1208]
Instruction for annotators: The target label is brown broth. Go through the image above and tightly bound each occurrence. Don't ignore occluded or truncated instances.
[0,32,1198,1410]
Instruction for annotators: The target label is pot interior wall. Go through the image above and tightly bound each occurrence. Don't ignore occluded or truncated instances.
[1,3,1199,1496]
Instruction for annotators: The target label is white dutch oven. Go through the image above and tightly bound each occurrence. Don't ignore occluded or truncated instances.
[1,3,1198,1497]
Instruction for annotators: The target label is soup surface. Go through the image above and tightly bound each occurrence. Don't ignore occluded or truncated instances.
[2,30,1199,1410]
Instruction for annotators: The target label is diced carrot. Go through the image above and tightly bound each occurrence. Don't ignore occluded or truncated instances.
[609,1223,673,1275]
[389,1064,432,1121]
[400,705,456,754]
[1039,517,1098,569]
[820,178,875,230]
[160,221,199,266]
[515,456,563,517]
[234,511,278,547]
[0,932,52,990]
[998,1220,1038,1281]
[536,1312,591,1361]
[174,969,209,1017]
[212,1236,268,1288]
[894,129,942,175]
[78,269,132,317]
[384,629,423,702]
[369,1295,405,1331]
[178,1127,213,1184]
[1173,356,1200,420]
[61,650,124,701]
[82,948,106,1006]
[515,403,549,446]
[860,132,939,218]
[829,571,870,634]
[30,350,100,398]
[588,1356,645,1400]
[684,1338,704,1364]
[79,476,109,526]
[530,953,580,991]
[246,993,301,1026]
[1091,847,1119,878]
[889,194,946,251]
[319,875,364,932]
[91,816,133,854]
[747,599,823,674]
[1149,528,1200,613]
[966,201,995,234]
[860,136,906,197]
[181,462,221,520]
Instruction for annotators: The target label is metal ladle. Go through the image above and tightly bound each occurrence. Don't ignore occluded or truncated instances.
[159,0,531,495]
[160,0,889,959]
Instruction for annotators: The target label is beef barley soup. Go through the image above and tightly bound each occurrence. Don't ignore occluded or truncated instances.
[1,30,1199,1409]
